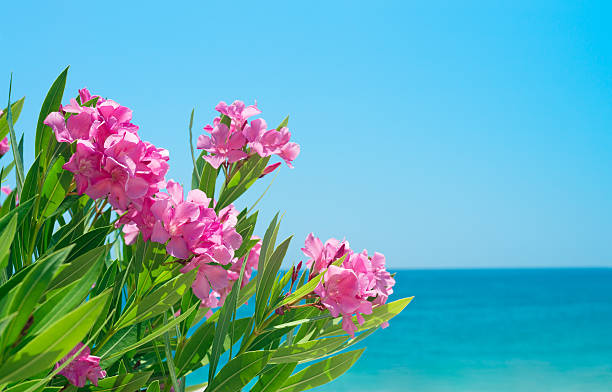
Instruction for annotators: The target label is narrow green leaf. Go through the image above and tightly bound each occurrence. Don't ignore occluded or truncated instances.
[175,321,214,377]
[39,155,73,219]
[276,115,289,131]
[318,297,413,337]
[256,236,292,323]
[35,67,68,166]
[208,272,244,383]
[251,362,297,392]
[206,351,272,392]
[269,337,346,364]
[0,96,25,140]
[5,77,24,191]
[0,215,17,270]
[102,305,196,363]
[0,290,111,384]
[146,380,160,392]
[48,245,109,290]
[1,246,73,349]
[114,269,196,330]
[278,349,364,392]
[86,371,152,392]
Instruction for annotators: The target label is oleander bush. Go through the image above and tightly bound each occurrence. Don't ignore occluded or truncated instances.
[0,67,412,392]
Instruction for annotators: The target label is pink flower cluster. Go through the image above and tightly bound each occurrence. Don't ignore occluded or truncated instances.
[55,343,106,387]
[119,180,260,313]
[197,100,300,170]
[302,233,396,337]
[44,89,169,211]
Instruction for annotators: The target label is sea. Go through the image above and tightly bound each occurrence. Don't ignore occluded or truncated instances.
[189,269,612,391]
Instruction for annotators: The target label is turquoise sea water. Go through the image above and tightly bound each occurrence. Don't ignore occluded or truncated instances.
[188,269,612,391]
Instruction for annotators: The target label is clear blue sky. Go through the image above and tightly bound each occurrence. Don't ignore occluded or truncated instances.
[1,1,611,268]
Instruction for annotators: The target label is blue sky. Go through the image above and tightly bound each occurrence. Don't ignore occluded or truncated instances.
[1,1,610,268]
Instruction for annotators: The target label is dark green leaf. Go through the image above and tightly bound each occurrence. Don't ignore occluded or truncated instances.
[206,351,272,392]
[0,290,110,384]
[278,349,364,392]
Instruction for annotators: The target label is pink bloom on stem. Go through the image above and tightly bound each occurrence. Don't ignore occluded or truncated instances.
[197,123,247,169]
[1,186,11,195]
[243,120,300,167]
[62,141,103,194]
[0,137,9,157]
[215,100,261,128]
[150,181,210,259]
[314,265,373,337]
[55,343,106,387]
[301,233,350,274]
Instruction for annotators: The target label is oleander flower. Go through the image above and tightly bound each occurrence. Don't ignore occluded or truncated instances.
[305,233,396,335]
[0,137,9,157]
[197,123,247,169]
[243,120,300,167]
[314,265,373,337]
[46,88,169,212]
[301,233,350,274]
[215,100,261,128]
[55,343,106,387]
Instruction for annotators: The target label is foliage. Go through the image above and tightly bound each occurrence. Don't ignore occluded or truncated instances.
[0,69,411,392]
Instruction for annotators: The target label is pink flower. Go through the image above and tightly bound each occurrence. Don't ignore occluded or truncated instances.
[305,234,396,334]
[62,141,103,194]
[197,123,247,169]
[243,120,300,167]
[1,186,11,195]
[48,88,169,214]
[150,181,207,259]
[215,100,261,128]
[0,137,9,157]
[55,343,106,387]
[301,233,350,274]
[314,265,373,337]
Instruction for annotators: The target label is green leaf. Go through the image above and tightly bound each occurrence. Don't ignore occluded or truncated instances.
[35,67,68,167]
[5,77,24,192]
[175,321,215,377]
[206,351,272,392]
[318,297,413,337]
[39,155,73,219]
[0,289,111,384]
[276,115,289,131]
[216,154,270,211]
[256,236,292,324]
[208,273,244,383]
[251,362,297,392]
[278,349,365,392]
[101,304,197,364]
[269,336,346,364]
[199,160,218,200]
[47,245,109,291]
[0,96,25,140]
[0,215,17,270]
[61,226,112,261]
[86,371,152,392]
[188,108,197,175]
[1,246,72,349]
[30,247,107,335]
[255,213,279,323]
[114,269,196,330]
[146,380,160,392]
